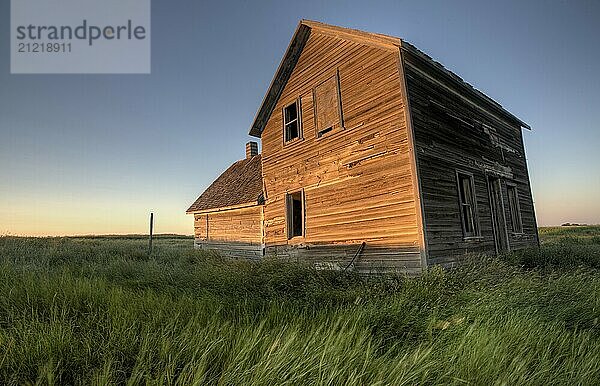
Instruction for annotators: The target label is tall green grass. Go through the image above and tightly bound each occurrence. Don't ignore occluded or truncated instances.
[1,229,600,385]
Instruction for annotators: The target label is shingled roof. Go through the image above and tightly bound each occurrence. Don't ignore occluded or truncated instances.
[186,155,264,213]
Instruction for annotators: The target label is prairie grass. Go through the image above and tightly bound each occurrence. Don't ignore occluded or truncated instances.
[1,228,600,385]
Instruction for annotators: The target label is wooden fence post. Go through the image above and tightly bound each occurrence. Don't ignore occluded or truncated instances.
[149,212,154,255]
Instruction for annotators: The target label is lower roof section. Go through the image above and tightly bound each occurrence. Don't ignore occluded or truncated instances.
[186,154,264,213]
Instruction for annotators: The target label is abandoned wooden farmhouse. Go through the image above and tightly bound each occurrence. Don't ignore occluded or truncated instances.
[187,20,539,273]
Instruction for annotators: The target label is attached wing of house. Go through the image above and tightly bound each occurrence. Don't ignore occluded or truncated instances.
[187,151,264,258]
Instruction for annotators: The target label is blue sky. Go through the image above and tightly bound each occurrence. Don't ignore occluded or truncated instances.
[1,0,599,235]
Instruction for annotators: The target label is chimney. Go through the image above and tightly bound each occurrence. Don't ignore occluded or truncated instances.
[246,141,258,159]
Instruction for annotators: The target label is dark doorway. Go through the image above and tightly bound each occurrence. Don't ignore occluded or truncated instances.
[488,177,509,253]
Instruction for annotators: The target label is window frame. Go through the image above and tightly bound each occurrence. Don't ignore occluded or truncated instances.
[282,98,303,144]
[313,69,344,140]
[506,183,523,234]
[285,189,305,240]
[455,170,481,239]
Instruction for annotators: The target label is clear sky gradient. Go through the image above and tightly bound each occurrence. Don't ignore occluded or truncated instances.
[1,0,599,236]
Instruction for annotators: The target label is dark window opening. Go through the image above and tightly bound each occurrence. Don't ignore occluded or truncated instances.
[457,172,479,237]
[317,126,333,138]
[507,185,523,233]
[284,101,300,142]
[286,190,304,239]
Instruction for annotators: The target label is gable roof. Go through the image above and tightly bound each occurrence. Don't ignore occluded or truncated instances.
[186,155,263,213]
[249,20,529,138]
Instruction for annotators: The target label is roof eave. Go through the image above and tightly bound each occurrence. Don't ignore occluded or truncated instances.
[249,22,311,138]
[186,200,262,215]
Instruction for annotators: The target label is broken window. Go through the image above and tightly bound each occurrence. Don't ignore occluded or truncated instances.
[286,190,304,239]
[507,184,523,233]
[283,99,301,142]
[457,172,479,237]
[314,71,343,138]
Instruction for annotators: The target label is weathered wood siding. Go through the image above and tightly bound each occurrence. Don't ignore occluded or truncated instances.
[260,31,422,273]
[402,48,539,265]
[193,206,264,258]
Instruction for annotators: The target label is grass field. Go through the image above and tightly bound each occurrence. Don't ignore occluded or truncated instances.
[1,227,600,385]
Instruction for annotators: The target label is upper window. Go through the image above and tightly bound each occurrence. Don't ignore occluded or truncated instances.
[314,72,343,138]
[283,99,301,143]
[457,172,479,238]
[507,185,523,233]
[286,190,304,239]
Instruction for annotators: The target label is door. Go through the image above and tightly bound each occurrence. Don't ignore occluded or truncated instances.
[488,177,510,253]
